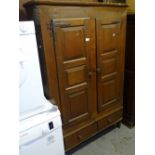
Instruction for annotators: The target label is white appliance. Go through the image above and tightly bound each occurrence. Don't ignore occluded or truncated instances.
[19,21,65,155]
[19,21,49,119]
[19,106,65,155]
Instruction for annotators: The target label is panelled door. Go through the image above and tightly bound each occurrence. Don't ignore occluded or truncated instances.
[52,18,95,125]
[96,19,122,112]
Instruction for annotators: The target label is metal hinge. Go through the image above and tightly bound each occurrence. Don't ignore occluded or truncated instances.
[47,22,52,31]
[46,21,55,38]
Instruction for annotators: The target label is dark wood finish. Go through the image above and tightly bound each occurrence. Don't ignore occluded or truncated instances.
[64,122,98,151]
[53,18,96,125]
[65,109,122,151]
[77,123,97,141]
[123,14,135,127]
[20,0,128,21]
[98,109,122,130]
[24,0,127,151]
[20,0,98,21]
[64,132,79,150]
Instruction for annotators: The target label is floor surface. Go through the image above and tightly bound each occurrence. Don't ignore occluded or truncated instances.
[67,124,135,155]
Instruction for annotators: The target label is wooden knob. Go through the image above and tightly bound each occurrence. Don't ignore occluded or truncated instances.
[78,135,82,140]
[112,33,116,37]
[96,68,101,74]
[107,118,112,123]
[88,71,92,77]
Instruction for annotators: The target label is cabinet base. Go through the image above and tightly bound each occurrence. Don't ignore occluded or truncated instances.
[65,121,121,154]
[64,109,122,151]
[116,122,121,128]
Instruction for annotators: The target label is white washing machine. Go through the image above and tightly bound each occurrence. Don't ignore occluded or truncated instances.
[19,21,65,155]
[19,21,48,119]
[19,106,65,155]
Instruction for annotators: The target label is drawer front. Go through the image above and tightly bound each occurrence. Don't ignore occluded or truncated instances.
[98,110,122,130]
[64,133,78,151]
[77,123,97,142]
[64,123,97,151]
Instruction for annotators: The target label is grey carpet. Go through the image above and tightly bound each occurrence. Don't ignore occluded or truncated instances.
[70,124,135,155]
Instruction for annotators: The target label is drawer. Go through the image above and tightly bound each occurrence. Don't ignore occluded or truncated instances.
[64,123,97,151]
[64,133,78,151]
[77,123,97,142]
[98,110,122,130]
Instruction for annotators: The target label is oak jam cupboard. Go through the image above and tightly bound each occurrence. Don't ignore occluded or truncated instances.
[24,1,127,151]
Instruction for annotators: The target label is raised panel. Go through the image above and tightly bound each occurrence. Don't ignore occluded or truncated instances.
[102,79,117,104]
[65,65,87,87]
[68,89,88,121]
[63,57,86,68]
[100,23,120,52]
[98,78,118,111]
[60,26,85,61]
[101,51,118,76]
[102,58,116,74]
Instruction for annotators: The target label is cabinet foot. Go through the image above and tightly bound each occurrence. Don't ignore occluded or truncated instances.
[116,122,121,128]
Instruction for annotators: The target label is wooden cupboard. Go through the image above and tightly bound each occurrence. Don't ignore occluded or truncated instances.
[24,1,127,151]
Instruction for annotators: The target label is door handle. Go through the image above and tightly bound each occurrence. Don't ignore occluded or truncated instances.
[96,68,101,74]
[88,71,92,78]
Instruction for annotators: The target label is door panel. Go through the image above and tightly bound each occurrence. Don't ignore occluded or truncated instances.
[101,79,117,105]
[53,18,95,125]
[97,20,122,112]
[61,26,86,61]
[68,89,88,122]
[99,23,120,52]
[100,50,118,77]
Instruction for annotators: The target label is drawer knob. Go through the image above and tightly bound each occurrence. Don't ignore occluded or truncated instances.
[112,33,116,37]
[88,71,92,78]
[107,118,112,123]
[78,135,82,140]
[96,68,101,74]
[85,38,90,42]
